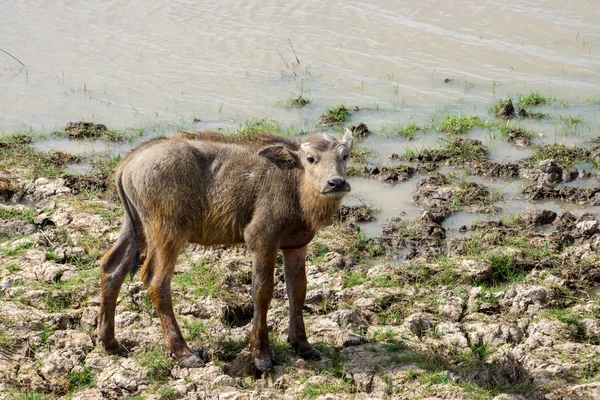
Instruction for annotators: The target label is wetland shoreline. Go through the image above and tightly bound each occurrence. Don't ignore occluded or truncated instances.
[1,93,599,399]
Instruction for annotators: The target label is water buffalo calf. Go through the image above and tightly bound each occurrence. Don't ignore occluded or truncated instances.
[97,130,353,371]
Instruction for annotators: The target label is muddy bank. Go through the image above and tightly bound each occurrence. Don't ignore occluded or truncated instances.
[0,130,599,400]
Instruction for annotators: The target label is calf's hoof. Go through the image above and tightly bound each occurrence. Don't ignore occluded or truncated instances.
[253,352,282,372]
[178,353,205,368]
[298,346,321,361]
[98,336,129,357]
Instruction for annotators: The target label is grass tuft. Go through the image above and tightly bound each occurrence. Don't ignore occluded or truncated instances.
[395,122,423,139]
[517,91,556,108]
[135,346,176,383]
[438,114,486,135]
[67,365,95,391]
[319,105,350,126]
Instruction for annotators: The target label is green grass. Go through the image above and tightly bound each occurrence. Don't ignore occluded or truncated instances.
[392,220,420,238]
[395,122,423,139]
[172,258,225,300]
[470,342,491,360]
[517,91,557,108]
[233,118,288,136]
[6,263,21,273]
[301,377,353,399]
[438,114,488,135]
[537,307,597,343]
[182,319,207,341]
[319,105,350,125]
[89,154,122,175]
[488,97,513,116]
[44,292,74,313]
[388,351,444,372]
[52,127,144,143]
[419,371,450,385]
[496,123,535,139]
[0,207,36,223]
[39,323,56,344]
[216,339,247,362]
[67,365,96,391]
[3,391,53,400]
[349,146,374,164]
[307,240,329,264]
[559,115,585,128]
[287,93,311,108]
[135,346,175,383]
[488,253,526,285]
[439,138,487,161]
[370,274,401,288]
[0,134,72,179]
[370,327,401,343]
[0,329,15,352]
[526,143,591,168]
[0,239,35,257]
[341,270,369,288]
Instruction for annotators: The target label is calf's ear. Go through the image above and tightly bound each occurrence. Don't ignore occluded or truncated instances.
[258,145,301,170]
[342,128,354,152]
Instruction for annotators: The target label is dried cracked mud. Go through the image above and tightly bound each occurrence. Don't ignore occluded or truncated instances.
[1,111,600,400]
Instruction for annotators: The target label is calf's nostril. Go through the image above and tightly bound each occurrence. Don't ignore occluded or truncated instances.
[327,178,346,188]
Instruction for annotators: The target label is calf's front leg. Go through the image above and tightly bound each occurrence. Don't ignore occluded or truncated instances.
[283,247,321,360]
[249,246,280,371]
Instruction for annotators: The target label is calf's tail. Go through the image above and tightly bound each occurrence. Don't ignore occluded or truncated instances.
[115,171,140,279]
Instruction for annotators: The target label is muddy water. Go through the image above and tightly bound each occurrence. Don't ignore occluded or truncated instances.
[2,1,600,238]
[346,177,423,237]
[2,1,600,132]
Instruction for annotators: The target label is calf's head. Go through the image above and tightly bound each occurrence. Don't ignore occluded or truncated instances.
[258,130,354,198]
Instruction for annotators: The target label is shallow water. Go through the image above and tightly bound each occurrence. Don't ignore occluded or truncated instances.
[32,138,137,157]
[2,1,600,238]
[344,176,423,237]
[2,0,600,133]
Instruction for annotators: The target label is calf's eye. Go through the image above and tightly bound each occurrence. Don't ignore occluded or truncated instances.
[307,156,315,164]
[343,154,348,161]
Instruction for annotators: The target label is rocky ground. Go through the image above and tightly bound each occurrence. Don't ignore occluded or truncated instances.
[0,109,600,399]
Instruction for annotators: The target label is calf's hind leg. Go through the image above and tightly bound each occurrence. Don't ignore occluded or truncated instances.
[97,220,136,355]
[147,241,204,367]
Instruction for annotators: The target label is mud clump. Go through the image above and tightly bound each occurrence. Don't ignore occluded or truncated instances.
[413,174,496,214]
[523,210,557,226]
[524,185,600,205]
[350,122,370,138]
[337,204,376,224]
[318,105,351,126]
[62,122,110,140]
[63,174,109,194]
[399,138,487,165]
[507,129,531,148]
[0,133,32,148]
[495,99,516,119]
[46,151,83,167]
[0,171,19,201]
[378,165,416,182]
[536,159,563,187]
[525,144,593,168]
[467,161,521,178]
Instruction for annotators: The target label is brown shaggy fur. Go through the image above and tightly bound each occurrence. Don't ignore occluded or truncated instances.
[97,130,353,370]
